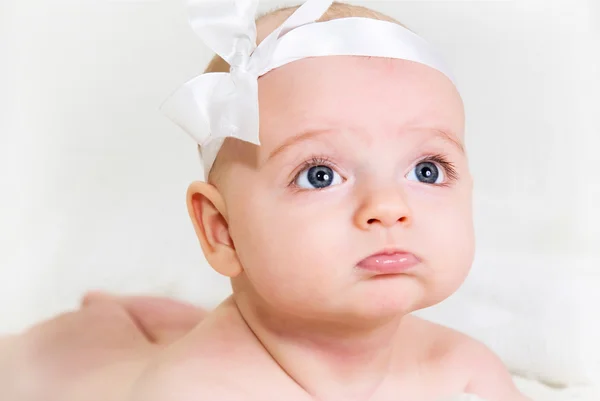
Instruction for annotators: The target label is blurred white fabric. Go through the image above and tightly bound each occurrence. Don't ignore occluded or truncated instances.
[0,0,598,397]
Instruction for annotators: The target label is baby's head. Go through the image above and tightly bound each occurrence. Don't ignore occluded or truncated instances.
[186,2,474,325]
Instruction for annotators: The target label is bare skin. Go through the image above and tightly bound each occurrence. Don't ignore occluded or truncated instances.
[132,297,525,401]
[0,293,526,401]
[130,56,529,401]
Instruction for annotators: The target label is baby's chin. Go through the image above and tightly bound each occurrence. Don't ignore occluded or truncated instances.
[282,275,439,324]
[236,271,455,325]
[342,275,435,318]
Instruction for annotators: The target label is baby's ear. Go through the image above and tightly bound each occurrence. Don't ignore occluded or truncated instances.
[186,181,243,278]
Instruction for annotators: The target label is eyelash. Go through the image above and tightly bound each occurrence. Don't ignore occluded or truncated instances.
[420,153,459,187]
[289,153,459,189]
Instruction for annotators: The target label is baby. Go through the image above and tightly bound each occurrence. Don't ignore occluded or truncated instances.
[131,1,529,401]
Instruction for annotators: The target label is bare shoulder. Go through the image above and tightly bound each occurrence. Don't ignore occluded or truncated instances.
[401,315,529,401]
[457,338,530,401]
[128,298,268,401]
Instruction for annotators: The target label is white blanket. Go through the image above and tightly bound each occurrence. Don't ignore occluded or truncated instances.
[508,376,597,401]
[445,376,599,401]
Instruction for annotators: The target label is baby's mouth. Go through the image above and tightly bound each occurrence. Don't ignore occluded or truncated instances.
[356,250,420,275]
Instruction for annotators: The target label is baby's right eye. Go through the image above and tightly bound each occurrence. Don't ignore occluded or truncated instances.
[294,164,343,190]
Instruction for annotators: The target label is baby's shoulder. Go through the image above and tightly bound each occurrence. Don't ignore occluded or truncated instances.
[399,315,498,374]
[393,315,474,384]
[398,315,525,400]
[129,299,274,401]
[397,314,474,360]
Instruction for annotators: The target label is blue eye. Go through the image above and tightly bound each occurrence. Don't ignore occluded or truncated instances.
[407,161,445,184]
[295,165,343,189]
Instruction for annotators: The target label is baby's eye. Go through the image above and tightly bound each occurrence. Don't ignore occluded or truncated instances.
[406,161,446,185]
[295,165,343,190]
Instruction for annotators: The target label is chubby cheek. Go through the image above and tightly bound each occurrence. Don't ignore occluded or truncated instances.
[420,196,474,305]
[230,196,349,310]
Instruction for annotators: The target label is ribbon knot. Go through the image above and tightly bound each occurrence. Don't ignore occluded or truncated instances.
[229,35,254,75]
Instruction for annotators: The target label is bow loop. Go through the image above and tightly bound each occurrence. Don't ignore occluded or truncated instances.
[187,0,259,65]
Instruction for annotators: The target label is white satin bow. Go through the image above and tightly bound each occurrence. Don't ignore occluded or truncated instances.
[160,0,335,176]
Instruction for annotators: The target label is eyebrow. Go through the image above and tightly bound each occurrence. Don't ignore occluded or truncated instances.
[431,129,466,154]
[266,129,335,162]
[266,126,465,162]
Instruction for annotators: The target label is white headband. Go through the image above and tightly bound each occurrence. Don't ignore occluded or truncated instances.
[160,0,458,180]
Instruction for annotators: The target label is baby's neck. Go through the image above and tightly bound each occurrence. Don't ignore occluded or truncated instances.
[233,294,405,401]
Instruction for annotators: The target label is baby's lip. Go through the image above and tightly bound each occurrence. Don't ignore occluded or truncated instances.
[356,248,420,275]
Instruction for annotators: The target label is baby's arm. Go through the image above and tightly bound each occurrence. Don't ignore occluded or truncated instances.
[462,340,531,401]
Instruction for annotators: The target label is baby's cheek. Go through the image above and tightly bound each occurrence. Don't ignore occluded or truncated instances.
[427,207,474,287]
[239,209,346,307]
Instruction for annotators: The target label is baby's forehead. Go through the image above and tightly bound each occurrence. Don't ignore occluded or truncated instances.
[256,56,465,153]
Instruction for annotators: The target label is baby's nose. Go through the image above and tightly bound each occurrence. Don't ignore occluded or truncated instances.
[354,186,412,230]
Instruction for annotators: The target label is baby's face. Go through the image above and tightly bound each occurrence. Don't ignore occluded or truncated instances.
[217,56,474,321]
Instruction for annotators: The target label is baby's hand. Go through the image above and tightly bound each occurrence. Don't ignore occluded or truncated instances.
[0,293,206,401]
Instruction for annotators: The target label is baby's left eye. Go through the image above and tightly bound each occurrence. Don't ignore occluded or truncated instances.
[406,161,446,185]
[295,165,343,190]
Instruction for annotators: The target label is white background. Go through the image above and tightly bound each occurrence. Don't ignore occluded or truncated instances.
[0,0,599,384]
